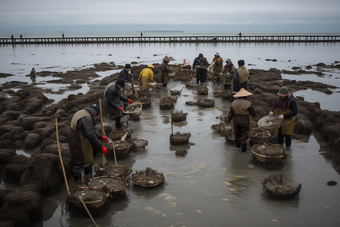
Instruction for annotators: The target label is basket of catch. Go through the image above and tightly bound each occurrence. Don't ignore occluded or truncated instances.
[257,115,283,130]
[123,101,142,117]
[251,143,287,163]
[170,132,191,144]
[221,73,233,85]
[88,176,127,202]
[262,174,302,199]
[66,184,110,217]
[250,127,272,144]
[132,167,165,188]
[95,163,132,177]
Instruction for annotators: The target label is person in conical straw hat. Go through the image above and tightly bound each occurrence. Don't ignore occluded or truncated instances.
[269,86,297,147]
[227,88,256,152]
[138,64,156,93]
[159,56,171,87]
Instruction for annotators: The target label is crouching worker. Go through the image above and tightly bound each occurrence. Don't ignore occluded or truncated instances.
[68,104,109,182]
[104,78,133,129]
[227,88,256,152]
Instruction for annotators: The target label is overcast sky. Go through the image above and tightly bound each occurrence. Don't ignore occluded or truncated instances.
[1,0,339,28]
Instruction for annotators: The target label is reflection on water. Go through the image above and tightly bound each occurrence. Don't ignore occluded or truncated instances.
[1,42,338,226]
[33,80,340,227]
[293,89,340,111]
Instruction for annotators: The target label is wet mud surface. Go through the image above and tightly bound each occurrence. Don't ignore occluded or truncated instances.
[0,61,340,226]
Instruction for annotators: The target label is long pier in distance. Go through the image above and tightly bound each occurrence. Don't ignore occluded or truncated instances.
[1,35,340,45]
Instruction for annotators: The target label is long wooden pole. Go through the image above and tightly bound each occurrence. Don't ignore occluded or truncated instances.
[99,99,105,167]
[55,118,70,195]
[112,141,117,165]
[78,196,98,227]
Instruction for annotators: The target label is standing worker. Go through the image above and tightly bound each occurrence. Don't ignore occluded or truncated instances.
[30,68,36,77]
[138,64,156,93]
[231,60,249,102]
[118,64,132,83]
[222,58,236,90]
[212,52,223,85]
[159,56,171,87]
[269,86,297,147]
[227,88,256,152]
[68,104,109,182]
[104,78,133,129]
[192,53,209,84]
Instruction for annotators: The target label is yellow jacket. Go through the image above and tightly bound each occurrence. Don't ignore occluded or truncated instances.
[138,67,154,90]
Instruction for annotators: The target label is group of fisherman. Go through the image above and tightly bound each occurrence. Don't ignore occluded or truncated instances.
[67,54,297,182]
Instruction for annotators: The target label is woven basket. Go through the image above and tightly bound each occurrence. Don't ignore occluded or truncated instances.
[262,175,302,199]
[71,191,107,209]
[132,174,165,188]
[257,115,283,130]
[251,148,286,163]
[123,102,142,117]
[250,136,270,144]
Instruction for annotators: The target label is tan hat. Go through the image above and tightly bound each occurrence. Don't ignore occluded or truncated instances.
[163,56,170,61]
[148,64,155,68]
[233,88,253,98]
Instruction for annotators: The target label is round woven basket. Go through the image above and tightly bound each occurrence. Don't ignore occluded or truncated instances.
[257,115,283,130]
[123,102,142,117]
[251,148,286,163]
[70,190,108,209]
[132,174,165,188]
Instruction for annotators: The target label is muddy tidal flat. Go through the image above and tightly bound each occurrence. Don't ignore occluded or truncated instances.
[1,58,340,227]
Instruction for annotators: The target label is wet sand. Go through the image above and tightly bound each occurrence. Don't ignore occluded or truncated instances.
[0,61,340,226]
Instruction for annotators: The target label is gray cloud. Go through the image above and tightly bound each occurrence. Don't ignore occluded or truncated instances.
[0,0,339,27]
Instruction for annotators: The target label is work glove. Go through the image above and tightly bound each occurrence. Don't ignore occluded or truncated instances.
[279,115,284,119]
[101,146,108,154]
[102,136,109,143]
[118,107,123,111]
[127,99,133,104]
[269,111,274,115]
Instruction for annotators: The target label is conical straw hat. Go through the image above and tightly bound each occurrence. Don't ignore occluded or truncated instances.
[233,88,253,98]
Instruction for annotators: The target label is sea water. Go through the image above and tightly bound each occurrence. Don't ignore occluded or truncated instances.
[1,33,340,110]
[0,33,340,227]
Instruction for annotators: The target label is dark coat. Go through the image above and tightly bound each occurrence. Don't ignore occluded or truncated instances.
[68,107,102,174]
[104,82,128,117]
[118,68,132,83]
[192,57,209,71]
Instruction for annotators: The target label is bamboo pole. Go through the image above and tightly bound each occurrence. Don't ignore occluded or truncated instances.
[78,196,98,227]
[99,99,105,167]
[112,141,117,165]
[55,118,70,195]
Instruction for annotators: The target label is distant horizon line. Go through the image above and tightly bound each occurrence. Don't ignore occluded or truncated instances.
[1,23,340,33]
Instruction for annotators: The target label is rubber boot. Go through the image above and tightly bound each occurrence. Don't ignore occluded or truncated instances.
[216,78,221,85]
[74,173,82,183]
[241,144,247,152]
[285,135,292,147]
[84,165,93,176]
[235,140,241,148]
[116,119,122,130]
[278,134,284,145]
